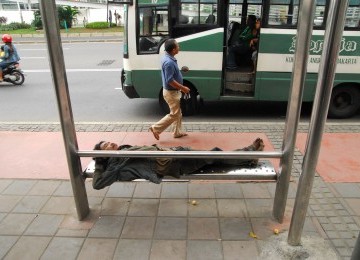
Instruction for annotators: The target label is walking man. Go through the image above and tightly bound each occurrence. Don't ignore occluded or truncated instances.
[149,38,190,140]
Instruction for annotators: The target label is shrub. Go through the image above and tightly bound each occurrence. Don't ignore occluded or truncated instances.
[86,22,115,29]
[0,22,32,31]
[32,10,42,29]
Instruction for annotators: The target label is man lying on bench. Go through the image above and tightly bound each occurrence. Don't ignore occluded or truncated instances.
[91,138,264,190]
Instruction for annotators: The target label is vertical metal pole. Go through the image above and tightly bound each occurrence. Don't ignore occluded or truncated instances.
[352,232,360,260]
[273,0,316,223]
[39,0,89,220]
[288,0,349,245]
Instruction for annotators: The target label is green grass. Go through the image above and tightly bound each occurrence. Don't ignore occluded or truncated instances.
[1,26,123,34]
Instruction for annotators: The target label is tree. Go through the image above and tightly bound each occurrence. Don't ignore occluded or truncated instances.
[57,6,80,29]
[33,5,80,30]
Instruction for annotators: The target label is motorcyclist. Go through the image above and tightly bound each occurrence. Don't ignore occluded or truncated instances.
[0,34,20,82]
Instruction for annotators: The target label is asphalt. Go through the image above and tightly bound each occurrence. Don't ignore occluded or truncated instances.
[12,32,123,44]
[0,121,360,259]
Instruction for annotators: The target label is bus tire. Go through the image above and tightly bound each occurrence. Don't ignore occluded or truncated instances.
[328,85,360,119]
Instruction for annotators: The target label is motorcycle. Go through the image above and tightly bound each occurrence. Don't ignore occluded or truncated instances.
[1,63,25,85]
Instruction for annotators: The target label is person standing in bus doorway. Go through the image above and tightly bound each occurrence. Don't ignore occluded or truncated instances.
[149,39,190,140]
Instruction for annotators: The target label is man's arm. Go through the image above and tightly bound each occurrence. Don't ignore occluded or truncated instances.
[92,162,119,190]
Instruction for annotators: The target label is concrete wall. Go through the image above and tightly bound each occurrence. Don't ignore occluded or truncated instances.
[0,10,34,24]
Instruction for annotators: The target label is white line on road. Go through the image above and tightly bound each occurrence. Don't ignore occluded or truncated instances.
[21,57,47,59]
[23,69,122,73]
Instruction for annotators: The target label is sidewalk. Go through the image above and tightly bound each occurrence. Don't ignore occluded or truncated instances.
[0,122,359,259]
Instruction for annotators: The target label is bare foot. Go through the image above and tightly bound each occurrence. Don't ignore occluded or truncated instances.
[149,127,159,140]
[174,133,188,138]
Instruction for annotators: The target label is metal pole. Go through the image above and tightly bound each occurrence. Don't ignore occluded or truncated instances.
[273,0,316,223]
[352,232,360,260]
[39,0,89,220]
[288,0,349,245]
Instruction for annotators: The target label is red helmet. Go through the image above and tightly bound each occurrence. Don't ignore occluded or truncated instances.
[2,34,12,43]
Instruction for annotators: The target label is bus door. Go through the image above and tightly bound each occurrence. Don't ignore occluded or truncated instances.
[223,0,263,98]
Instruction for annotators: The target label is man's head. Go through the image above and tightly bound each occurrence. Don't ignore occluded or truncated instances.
[164,38,179,56]
[94,141,119,150]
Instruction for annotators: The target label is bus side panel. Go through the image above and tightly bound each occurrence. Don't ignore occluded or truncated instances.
[183,70,222,100]
[257,72,316,101]
[132,69,163,98]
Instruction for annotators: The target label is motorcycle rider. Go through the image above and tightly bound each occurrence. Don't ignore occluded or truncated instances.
[0,34,20,82]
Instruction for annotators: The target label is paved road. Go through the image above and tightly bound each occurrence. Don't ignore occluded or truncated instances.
[1,41,359,123]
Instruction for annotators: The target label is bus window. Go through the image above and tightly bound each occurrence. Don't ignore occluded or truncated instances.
[179,0,217,25]
[345,0,360,28]
[138,6,169,54]
[229,1,243,24]
[268,0,299,26]
[313,0,326,26]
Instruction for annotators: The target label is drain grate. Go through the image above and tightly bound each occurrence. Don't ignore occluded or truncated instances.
[97,60,116,66]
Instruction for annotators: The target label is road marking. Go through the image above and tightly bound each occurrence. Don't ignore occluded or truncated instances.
[114,88,122,90]
[21,57,47,59]
[19,48,69,51]
[23,69,122,73]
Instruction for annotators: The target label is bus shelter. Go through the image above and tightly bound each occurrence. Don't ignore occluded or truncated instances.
[39,0,349,246]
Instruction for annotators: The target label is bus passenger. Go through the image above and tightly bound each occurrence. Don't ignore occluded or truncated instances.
[0,34,20,82]
[149,39,190,140]
[91,138,265,189]
[250,18,261,72]
[227,15,257,68]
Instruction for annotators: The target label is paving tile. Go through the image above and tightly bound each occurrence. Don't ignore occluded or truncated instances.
[40,196,76,215]
[188,199,217,217]
[88,197,103,212]
[106,182,135,197]
[56,228,89,237]
[267,182,298,199]
[188,183,215,198]
[150,240,186,260]
[344,198,360,215]
[222,241,259,259]
[53,181,74,196]
[161,183,188,198]
[245,199,273,218]
[187,240,222,260]
[217,199,247,217]
[12,195,49,213]
[0,195,22,212]
[27,180,60,196]
[88,216,125,238]
[40,237,84,260]
[2,180,36,195]
[100,198,130,215]
[0,236,18,259]
[251,217,291,240]
[154,217,187,240]
[0,213,5,222]
[77,238,117,260]
[133,183,161,198]
[331,183,360,198]
[121,216,156,239]
[128,199,159,216]
[241,183,272,198]
[60,209,99,230]
[0,180,13,193]
[24,214,64,236]
[214,183,243,198]
[188,218,220,240]
[85,180,109,197]
[219,218,252,240]
[113,239,151,260]
[158,199,188,217]
[4,236,51,260]
[0,213,36,235]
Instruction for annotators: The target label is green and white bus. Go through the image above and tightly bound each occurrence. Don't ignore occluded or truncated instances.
[120,0,360,118]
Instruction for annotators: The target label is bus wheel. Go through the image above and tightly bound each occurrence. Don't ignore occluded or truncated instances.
[328,85,360,118]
